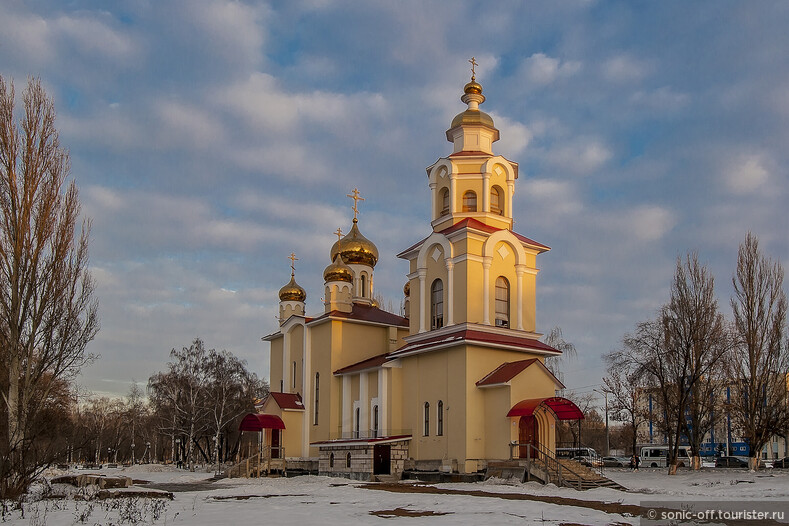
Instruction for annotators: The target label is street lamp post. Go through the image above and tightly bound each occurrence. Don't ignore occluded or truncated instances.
[594,388,610,457]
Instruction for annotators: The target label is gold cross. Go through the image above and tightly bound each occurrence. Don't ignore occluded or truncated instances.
[288,252,298,276]
[469,57,478,80]
[334,227,343,242]
[346,188,365,221]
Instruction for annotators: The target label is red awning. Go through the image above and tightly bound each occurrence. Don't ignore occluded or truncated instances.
[239,413,286,432]
[507,397,584,420]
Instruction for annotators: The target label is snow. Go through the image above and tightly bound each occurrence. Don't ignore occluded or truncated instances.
[4,465,789,525]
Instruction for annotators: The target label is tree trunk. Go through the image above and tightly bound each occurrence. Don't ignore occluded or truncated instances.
[691,455,702,470]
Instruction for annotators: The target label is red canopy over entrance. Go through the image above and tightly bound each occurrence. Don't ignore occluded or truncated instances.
[507,397,584,420]
[239,413,286,432]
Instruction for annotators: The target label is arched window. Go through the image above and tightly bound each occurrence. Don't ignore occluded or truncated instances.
[431,279,444,330]
[437,400,444,436]
[346,452,352,468]
[373,405,379,438]
[314,373,320,425]
[440,188,450,216]
[355,407,360,438]
[329,452,334,468]
[491,186,503,215]
[462,191,477,212]
[360,274,367,297]
[495,276,510,328]
[424,402,430,436]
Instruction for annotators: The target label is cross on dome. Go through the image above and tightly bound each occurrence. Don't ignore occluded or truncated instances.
[288,252,298,277]
[334,227,343,242]
[469,56,478,81]
[346,188,365,222]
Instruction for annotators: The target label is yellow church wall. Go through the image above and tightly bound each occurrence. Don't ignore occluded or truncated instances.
[482,386,513,460]
[281,411,303,459]
[269,337,283,393]
[307,322,335,454]
[339,322,390,369]
[523,273,537,332]
[288,325,305,394]
[452,259,470,324]
[488,240,522,329]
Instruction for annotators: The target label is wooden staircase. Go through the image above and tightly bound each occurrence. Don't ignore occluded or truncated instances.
[225,446,287,478]
[486,443,626,491]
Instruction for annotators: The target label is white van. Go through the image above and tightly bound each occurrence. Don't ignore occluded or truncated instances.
[556,447,599,466]
[640,445,690,468]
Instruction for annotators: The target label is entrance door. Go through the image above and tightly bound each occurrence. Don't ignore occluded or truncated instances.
[373,445,391,475]
[518,416,538,459]
[271,429,281,459]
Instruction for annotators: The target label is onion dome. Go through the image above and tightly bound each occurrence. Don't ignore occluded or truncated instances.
[403,281,410,297]
[330,219,379,268]
[323,253,354,283]
[279,274,306,302]
[446,77,499,141]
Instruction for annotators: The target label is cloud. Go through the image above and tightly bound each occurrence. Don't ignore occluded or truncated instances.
[602,54,651,83]
[545,138,613,175]
[490,114,533,157]
[518,53,582,86]
[724,154,770,194]
[629,86,689,112]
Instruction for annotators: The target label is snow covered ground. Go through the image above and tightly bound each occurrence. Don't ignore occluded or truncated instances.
[4,465,789,525]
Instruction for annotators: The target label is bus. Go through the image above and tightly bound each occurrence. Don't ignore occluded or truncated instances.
[640,445,691,468]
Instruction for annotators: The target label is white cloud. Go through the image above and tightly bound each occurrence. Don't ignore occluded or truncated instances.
[725,154,770,194]
[54,14,137,61]
[490,114,533,157]
[155,100,225,149]
[627,205,677,242]
[518,53,581,86]
[545,138,612,175]
[522,179,583,215]
[602,54,651,83]
[629,86,689,112]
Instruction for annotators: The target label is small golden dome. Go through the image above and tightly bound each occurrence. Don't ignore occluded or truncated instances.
[464,80,483,95]
[403,281,410,297]
[279,275,306,302]
[330,219,379,267]
[450,109,496,129]
[323,253,354,283]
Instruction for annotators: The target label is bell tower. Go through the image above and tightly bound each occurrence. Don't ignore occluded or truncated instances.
[398,63,549,337]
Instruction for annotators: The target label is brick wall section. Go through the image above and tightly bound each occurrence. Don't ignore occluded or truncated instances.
[318,440,411,481]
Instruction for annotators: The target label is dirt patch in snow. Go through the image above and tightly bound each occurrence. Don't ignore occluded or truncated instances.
[369,507,452,518]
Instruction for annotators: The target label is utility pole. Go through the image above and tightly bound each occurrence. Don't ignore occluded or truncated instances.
[594,388,610,456]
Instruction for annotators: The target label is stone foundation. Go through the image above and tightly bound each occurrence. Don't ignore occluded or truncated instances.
[318,440,410,481]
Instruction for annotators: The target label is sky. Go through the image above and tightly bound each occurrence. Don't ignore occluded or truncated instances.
[0,1,787,408]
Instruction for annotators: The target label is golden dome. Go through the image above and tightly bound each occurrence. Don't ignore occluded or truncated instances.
[279,275,306,302]
[323,253,354,283]
[330,219,379,267]
[403,281,410,297]
[450,109,496,129]
[464,80,483,95]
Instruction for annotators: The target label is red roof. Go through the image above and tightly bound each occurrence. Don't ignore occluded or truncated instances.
[266,392,304,410]
[507,397,584,420]
[239,413,286,431]
[308,303,408,328]
[334,352,391,375]
[390,327,561,358]
[448,150,490,157]
[476,359,538,386]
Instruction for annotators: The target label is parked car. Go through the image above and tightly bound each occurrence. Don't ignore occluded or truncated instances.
[601,456,626,467]
[772,457,789,468]
[715,456,748,468]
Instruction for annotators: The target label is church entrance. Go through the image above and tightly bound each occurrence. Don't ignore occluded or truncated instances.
[373,444,391,475]
[270,429,281,459]
[518,415,538,459]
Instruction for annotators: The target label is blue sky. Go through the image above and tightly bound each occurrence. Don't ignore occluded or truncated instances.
[1,1,786,406]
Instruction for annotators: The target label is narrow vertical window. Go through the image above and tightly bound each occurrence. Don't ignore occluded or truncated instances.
[490,186,503,215]
[437,400,444,436]
[440,188,450,216]
[346,452,352,468]
[355,407,360,438]
[329,453,334,468]
[462,191,477,212]
[424,402,430,436]
[431,279,444,330]
[314,373,320,425]
[292,361,297,389]
[373,405,379,438]
[495,277,509,328]
[360,274,367,297]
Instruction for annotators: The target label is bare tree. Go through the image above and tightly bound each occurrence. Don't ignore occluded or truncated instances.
[613,254,728,474]
[727,233,788,470]
[543,326,577,393]
[0,76,99,499]
[602,360,648,456]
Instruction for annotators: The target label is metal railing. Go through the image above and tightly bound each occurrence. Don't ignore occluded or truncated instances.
[226,445,286,478]
[508,442,609,490]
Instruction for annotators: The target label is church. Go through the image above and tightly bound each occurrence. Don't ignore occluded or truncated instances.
[251,69,582,480]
